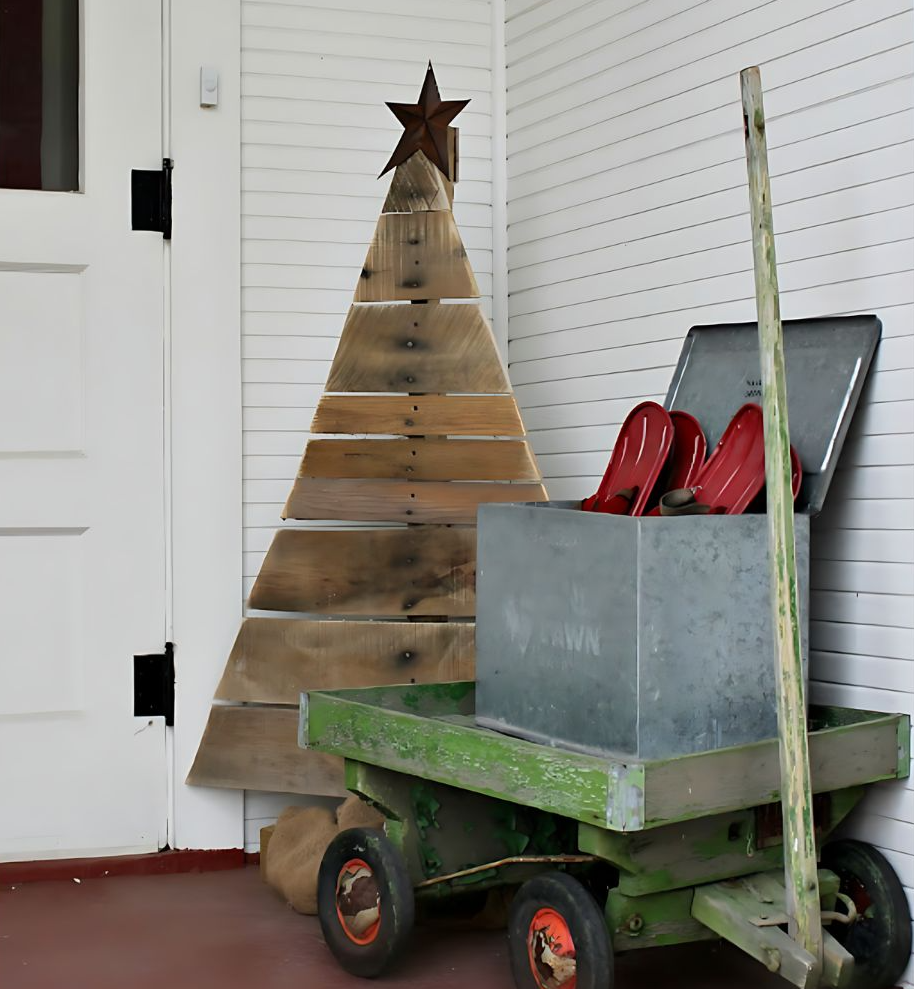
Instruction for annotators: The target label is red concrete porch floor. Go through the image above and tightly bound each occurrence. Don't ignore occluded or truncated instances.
[0,865,782,989]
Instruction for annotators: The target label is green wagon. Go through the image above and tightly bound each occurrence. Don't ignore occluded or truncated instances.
[300,680,911,989]
[297,69,909,989]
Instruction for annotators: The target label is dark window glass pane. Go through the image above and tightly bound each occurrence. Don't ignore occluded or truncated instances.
[0,0,79,192]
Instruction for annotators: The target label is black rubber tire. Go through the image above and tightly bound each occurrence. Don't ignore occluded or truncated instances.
[821,839,912,989]
[317,827,415,978]
[508,871,613,989]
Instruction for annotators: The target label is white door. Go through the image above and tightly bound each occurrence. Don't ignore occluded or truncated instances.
[0,0,167,860]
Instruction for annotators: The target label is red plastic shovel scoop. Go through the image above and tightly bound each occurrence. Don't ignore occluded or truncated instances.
[677,403,802,515]
[582,401,674,516]
[689,402,767,514]
[667,410,707,490]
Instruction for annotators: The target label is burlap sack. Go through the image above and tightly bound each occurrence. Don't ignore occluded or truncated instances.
[336,793,386,832]
[264,797,384,915]
[264,805,339,914]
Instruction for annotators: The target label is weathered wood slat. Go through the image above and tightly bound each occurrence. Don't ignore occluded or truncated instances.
[448,127,458,183]
[382,150,453,213]
[186,705,346,795]
[305,684,907,833]
[644,712,901,826]
[312,395,525,436]
[355,211,479,302]
[691,880,820,987]
[309,687,614,828]
[742,64,822,962]
[216,618,475,704]
[249,527,476,616]
[299,438,541,481]
[283,477,548,523]
[326,302,508,394]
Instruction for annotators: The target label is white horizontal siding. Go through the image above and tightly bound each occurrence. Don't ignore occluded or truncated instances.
[240,0,497,842]
[506,0,914,981]
[244,790,339,853]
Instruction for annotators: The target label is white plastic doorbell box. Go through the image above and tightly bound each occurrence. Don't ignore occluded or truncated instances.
[200,66,219,108]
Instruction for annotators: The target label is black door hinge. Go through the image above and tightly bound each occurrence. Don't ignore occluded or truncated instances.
[134,642,175,726]
[131,158,173,239]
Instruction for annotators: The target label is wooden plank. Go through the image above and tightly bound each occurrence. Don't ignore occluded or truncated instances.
[249,527,476,616]
[299,438,541,481]
[216,618,476,704]
[304,684,910,833]
[355,211,479,302]
[644,712,903,827]
[283,477,548,523]
[308,686,616,828]
[742,65,821,965]
[583,788,864,897]
[326,302,509,394]
[382,150,453,213]
[691,879,819,988]
[448,125,458,183]
[312,394,525,436]
[607,888,718,953]
[186,705,346,795]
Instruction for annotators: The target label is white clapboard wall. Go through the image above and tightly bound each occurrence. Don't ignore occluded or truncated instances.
[505,0,914,980]
[240,0,497,845]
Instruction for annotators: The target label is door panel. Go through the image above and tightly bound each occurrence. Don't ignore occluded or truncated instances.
[0,269,84,452]
[0,0,167,861]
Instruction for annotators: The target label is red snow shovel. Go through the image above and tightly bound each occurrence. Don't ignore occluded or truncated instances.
[667,410,707,489]
[656,403,801,515]
[582,401,674,516]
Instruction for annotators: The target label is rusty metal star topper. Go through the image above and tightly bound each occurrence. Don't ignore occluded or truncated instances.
[379,62,470,178]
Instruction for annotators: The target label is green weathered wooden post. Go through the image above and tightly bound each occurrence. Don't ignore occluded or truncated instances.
[740,66,823,978]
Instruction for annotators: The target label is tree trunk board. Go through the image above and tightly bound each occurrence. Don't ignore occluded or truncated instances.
[298,438,541,482]
[326,302,508,394]
[382,150,453,213]
[216,618,475,704]
[249,526,476,616]
[283,477,548,523]
[355,211,479,302]
[447,126,458,184]
[312,394,526,436]
[186,705,346,795]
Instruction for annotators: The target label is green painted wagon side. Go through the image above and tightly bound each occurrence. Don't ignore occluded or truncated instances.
[300,681,909,833]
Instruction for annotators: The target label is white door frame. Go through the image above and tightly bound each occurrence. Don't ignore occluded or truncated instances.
[167,0,243,850]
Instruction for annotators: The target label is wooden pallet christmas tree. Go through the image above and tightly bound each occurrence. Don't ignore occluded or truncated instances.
[188,65,546,796]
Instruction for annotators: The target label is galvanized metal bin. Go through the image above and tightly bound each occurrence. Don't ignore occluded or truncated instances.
[475,316,880,760]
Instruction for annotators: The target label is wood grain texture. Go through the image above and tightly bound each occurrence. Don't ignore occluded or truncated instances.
[355,211,479,302]
[249,526,476,615]
[186,705,346,795]
[742,65,821,960]
[326,302,508,394]
[448,126,458,183]
[216,618,475,704]
[283,477,548,523]
[299,438,541,481]
[644,714,901,827]
[312,394,526,436]
[382,150,453,213]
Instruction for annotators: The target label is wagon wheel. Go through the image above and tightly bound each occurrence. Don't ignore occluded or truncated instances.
[821,839,912,989]
[508,871,613,989]
[317,827,415,978]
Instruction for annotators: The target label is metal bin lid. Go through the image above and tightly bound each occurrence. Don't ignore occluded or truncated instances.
[664,315,881,515]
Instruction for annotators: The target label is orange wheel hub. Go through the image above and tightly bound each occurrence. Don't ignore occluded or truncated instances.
[335,857,381,945]
[527,907,577,989]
